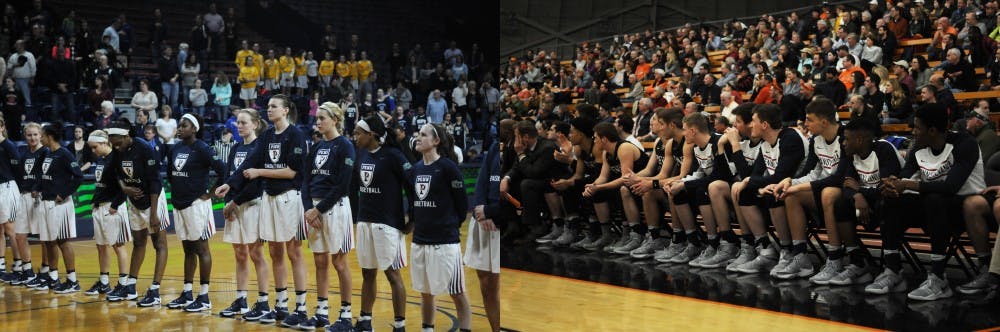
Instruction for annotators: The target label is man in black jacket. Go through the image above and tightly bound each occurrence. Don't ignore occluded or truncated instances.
[500,120,562,243]
[48,45,77,123]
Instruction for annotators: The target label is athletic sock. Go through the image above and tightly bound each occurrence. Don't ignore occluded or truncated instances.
[720,230,739,244]
[316,297,329,316]
[632,223,648,235]
[393,317,406,328]
[791,240,807,255]
[66,270,76,282]
[150,282,160,290]
[119,274,127,285]
[236,290,248,299]
[99,273,110,285]
[707,234,720,248]
[40,264,49,274]
[827,245,844,260]
[884,250,902,272]
[847,246,866,267]
[200,283,209,296]
[359,312,372,321]
[0,257,6,271]
[22,261,32,272]
[553,218,564,227]
[49,270,58,281]
[673,230,688,244]
[275,288,289,309]
[339,301,352,319]
[184,282,193,292]
[649,227,661,239]
[742,234,755,246]
[295,291,307,312]
[930,254,947,277]
[127,276,137,286]
[13,259,22,272]
[755,235,771,250]
[686,230,702,246]
[258,292,269,303]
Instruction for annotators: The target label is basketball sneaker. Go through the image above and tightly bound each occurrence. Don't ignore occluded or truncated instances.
[630,235,667,259]
[220,297,249,317]
[13,269,35,286]
[827,264,873,286]
[907,273,953,301]
[612,231,643,255]
[85,281,112,295]
[328,317,354,332]
[137,288,161,307]
[771,253,814,279]
[280,309,307,327]
[864,268,907,295]
[726,244,757,272]
[167,290,194,309]
[956,270,998,295]
[185,294,212,312]
[699,242,739,269]
[53,279,81,294]
[535,223,563,244]
[354,319,374,332]
[298,313,329,330]
[688,245,717,268]
[243,300,271,321]
[654,241,686,263]
[809,258,844,285]
[668,242,703,264]
[552,225,579,247]
[735,248,778,273]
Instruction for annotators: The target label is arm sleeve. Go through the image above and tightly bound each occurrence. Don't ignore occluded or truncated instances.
[206,144,227,190]
[728,146,754,179]
[919,137,980,194]
[287,129,308,185]
[301,148,316,211]
[315,143,356,213]
[791,137,819,185]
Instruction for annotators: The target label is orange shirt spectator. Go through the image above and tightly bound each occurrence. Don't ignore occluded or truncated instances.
[635,62,651,80]
[839,65,866,91]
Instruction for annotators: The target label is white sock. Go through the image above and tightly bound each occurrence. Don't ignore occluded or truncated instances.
[13,260,21,271]
[200,284,209,295]
[40,265,50,273]
[0,258,6,270]
[236,290,248,299]
[99,274,110,285]
[295,292,307,311]
[258,294,269,303]
[316,298,329,316]
[340,304,352,319]
[276,289,289,308]
[393,320,405,328]
[422,328,434,332]
[23,262,32,271]
[119,275,128,285]
[127,277,137,286]
[359,315,372,322]
[183,283,193,292]
[67,271,77,282]
[150,283,160,290]
[49,270,58,280]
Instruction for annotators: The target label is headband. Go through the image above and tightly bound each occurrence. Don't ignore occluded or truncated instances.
[106,128,129,136]
[182,113,200,132]
[87,133,108,143]
[357,119,385,144]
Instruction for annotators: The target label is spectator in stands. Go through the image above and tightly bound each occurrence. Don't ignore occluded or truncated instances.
[210,72,232,121]
[959,11,987,46]
[203,3,225,59]
[848,94,878,124]
[131,79,159,116]
[881,78,914,124]
[70,126,94,172]
[697,74,722,105]
[158,46,180,111]
[911,55,934,88]
[943,48,977,92]
[887,6,909,38]
[48,44,76,122]
[1,78,23,140]
[156,105,177,144]
[95,100,116,130]
[149,8,168,59]
[427,90,448,124]
[720,91,739,122]
[967,100,1000,160]
[910,6,931,38]
[181,53,201,108]
[863,74,885,113]
[89,54,118,90]
[189,79,208,118]
[84,76,112,124]
[237,56,260,108]
[891,60,916,96]
[861,35,883,66]
[684,102,699,116]
[102,18,120,52]
[839,56,866,91]
[7,40,36,108]
[783,66,803,99]
[116,13,133,55]
[967,26,994,67]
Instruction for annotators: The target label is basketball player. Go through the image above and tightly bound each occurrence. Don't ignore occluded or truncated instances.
[411,123,472,332]
[470,118,502,332]
[216,94,309,324]
[15,123,47,286]
[84,130,133,296]
[293,102,356,330]
[105,119,170,305]
[622,108,681,259]
[165,113,225,312]
[581,122,649,251]
[0,118,22,284]
[36,122,84,293]
[218,109,272,319]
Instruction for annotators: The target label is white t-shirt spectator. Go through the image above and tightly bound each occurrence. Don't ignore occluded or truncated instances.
[452,85,468,107]
[102,25,120,51]
[155,117,177,144]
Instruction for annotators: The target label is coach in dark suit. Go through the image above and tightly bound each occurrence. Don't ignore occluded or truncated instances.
[500,120,562,242]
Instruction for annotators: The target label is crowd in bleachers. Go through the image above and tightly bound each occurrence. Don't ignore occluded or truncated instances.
[1,0,495,166]
[494,0,1000,304]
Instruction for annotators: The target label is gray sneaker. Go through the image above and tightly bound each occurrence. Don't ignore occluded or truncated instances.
[669,243,704,264]
[700,242,739,269]
[570,232,597,249]
[736,248,778,274]
[688,245,718,267]
[655,241,686,263]
[771,253,814,279]
[907,273,953,301]
[828,264,873,286]
[957,270,998,295]
[630,236,668,259]
[809,258,844,285]
[864,268,908,295]
[584,232,618,252]
[769,249,793,277]
[552,225,578,247]
[535,223,563,244]
[612,232,644,255]
[603,231,628,253]
[726,244,758,272]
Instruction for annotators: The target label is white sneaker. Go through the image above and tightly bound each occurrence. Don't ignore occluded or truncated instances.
[907,273,953,301]
[726,244,757,272]
[771,253,814,279]
[736,248,778,274]
[769,249,793,278]
[828,264,873,286]
[688,245,718,268]
[864,268,908,295]
[669,243,703,264]
[809,258,844,285]
[630,236,668,259]
[701,242,739,269]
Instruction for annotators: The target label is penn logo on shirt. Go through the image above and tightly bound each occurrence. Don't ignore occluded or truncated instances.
[234,151,247,170]
[360,163,375,187]
[24,158,35,174]
[415,175,432,200]
[95,165,104,182]
[122,160,134,178]
[42,157,52,174]
[174,153,189,171]
[269,143,282,163]
[315,148,330,168]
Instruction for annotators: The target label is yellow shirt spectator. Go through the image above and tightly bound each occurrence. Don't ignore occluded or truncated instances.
[294,56,307,76]
[336,61,351,78]
[238,65,261,89]
[263,58,280,80]
[348,61,358,80]
[252,52,264,75]
[319,60,336,78]
[357,59,373,81]
[279,55,295,74]
[235,49,254,67]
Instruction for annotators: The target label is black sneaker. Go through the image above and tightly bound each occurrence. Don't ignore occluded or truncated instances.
[273,307,289,322]
[137,288,161,307]
[167,290,194,309]
[0,271,16,283]
[354,319,374,332]
[25,273,47,289]
[106,283,126,301]
[85,281,112,295]
[220,297,249,317]
[328,317,353,332]
[184,294,212,312]
[297,313,329,330]
[34,275,57,291]
[279,310,308,328]
[244,301,271,321]
[53,279,81,294]
[13,270,34,286]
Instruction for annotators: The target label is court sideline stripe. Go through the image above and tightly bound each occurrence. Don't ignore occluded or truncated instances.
[974,327,1000,332]
[501,267,886,332]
